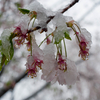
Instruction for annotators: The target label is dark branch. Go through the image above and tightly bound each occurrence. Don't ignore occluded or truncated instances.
[24,82,50,100]
[0,72,27,97]
[61,0,79,13]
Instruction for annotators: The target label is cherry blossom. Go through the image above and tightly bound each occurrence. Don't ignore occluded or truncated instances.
[13,15,30,47]
[67,20,92,60]
[25,55,37,78]
[41,44,78,85]
[56,57,78,85]
[25,33,44,78]
[78,28,92,60]
[41,43,57,82]
[25,50,43,78]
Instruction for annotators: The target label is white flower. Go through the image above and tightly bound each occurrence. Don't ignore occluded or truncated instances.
[55,58,78,85]
[41,43,57,82]
[41,44,78,85]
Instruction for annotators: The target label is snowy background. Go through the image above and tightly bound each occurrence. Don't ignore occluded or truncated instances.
[0,0,100,100]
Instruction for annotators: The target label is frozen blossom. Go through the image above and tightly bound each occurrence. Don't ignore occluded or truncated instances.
[25,34,44,78]
[25,55,37,78]
[41,44,78,85]
[78,28,92,60]
[41,43,57,82]
[56,57,78,85]
[66,20,92,60]
[13,15,30,47]
[14,15,30,35]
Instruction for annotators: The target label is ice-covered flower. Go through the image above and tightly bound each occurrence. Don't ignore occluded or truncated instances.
[41,44,78,85]
[25,47,43,78]
[55,55,78,85]
[25,55,37,78]
[67,20,92,60]
[14,15,30,35]
[25,34,44,78]
[52,13,68,43]
[78,28,92,60]
[57,54,67,71]
[13,15,30,47]
[41,43,57,82]
[25,55,43,78]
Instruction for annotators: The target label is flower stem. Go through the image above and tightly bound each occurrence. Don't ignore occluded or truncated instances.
[39,33,52,47]
[74,22,81,33]
[59,42,62,55]
[71,26,80,43]
[32,18,36,27]
[63,39,67,57]
[30,35,32,55]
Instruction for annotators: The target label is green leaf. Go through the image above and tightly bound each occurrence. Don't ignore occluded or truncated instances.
[0,54,6,71]
[64,32,71,40]
[0,40,2,46]
[0,40,2,51]
[1,29,14,62]
[54,38,62,44]
[0,29,14,70]
[18,8,30,14]
[9,34,14,60]
[54,30,64,44]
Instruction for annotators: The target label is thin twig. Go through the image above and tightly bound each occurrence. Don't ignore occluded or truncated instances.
[61,0,79,13]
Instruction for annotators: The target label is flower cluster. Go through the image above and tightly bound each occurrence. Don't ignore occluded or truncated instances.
[41,44,78,85]
[0,0,92,85]
[67,21,92,60]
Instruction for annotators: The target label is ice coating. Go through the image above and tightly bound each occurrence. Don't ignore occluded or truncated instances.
[41,43,57,82]
[26,0,48,28]
[52,13,68,43]
[1,28,14,60]
[56,59,78,85]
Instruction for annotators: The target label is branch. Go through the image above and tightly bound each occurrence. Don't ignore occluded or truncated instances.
[0,72,27,97]
[61,0,79,13]
[24,82,50,100]
[27,0,79,33]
